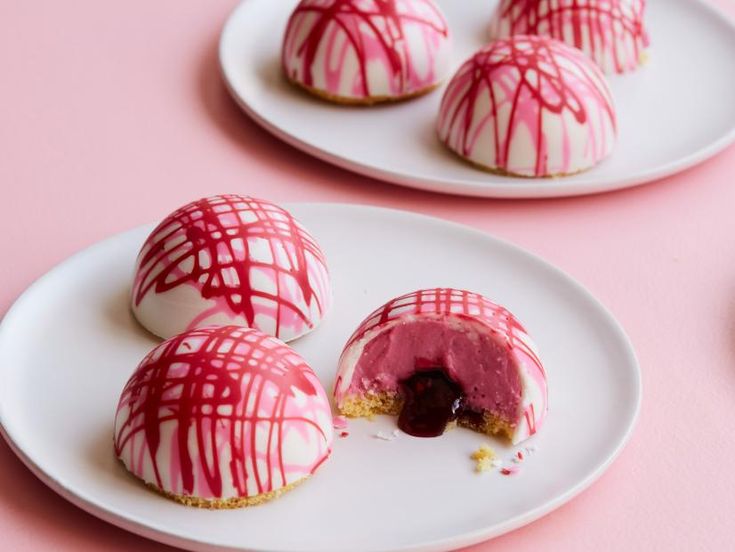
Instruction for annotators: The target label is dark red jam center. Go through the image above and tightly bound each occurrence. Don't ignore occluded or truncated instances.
[397,370,464,437]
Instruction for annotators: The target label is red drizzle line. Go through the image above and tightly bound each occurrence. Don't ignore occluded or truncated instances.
[114,326,326,498]
[344,288,543,374]
[441,36,615,177]
[498,0,648,74]
[283,0,449,96]
[133,195,326,334]
[524,403,537,436]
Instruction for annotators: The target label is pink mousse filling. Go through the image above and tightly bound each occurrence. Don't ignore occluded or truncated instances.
[347,319,522,423]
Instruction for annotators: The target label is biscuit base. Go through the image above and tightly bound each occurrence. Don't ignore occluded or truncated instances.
[339,391,515,441]
[437,126,611,179]
[118,456,308,509]
[145,478,307,509]
[287,77,441,106]
[439,140,595,180]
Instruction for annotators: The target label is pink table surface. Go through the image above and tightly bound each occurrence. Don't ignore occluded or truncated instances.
[2,1,735,550]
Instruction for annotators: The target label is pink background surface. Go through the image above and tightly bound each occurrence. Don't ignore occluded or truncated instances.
[1,0,734,550]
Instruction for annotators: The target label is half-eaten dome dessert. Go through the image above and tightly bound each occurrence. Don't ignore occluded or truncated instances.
[131,194,331,341]
[334,288,547,444]
[489,0,649,75]
[437,35,617,178]
[114,325,333,508]
[282,0,452,104]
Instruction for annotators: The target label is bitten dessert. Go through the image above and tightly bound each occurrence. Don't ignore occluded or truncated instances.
[437,36,617,178]
[114,325,333,508]
[282,0,452,104]
[334,288,547,444]
[489,0,649,75]
[131,195,331,341]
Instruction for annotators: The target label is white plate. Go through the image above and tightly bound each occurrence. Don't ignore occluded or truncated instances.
[0,204,640,551]
[220,0,735,198]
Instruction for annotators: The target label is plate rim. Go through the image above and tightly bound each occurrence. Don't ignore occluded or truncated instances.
[218,0,735,199]
[0,203,642,552]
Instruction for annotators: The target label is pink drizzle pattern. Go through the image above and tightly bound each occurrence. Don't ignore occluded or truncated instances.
[437,36,616,177]
[132,195,331,341]
[282,0,451,100]
[490,0,649,74]
[114,326,333,500]
[336,288,547,441]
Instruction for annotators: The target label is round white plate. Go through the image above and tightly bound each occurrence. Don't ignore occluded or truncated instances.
[0,204,640,551]
[220,0,735,198]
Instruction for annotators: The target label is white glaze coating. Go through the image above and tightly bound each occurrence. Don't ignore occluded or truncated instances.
[490,0,649,75]
[131,195,331,342]
[335,289,547,444]
[282,0,452,101]
[114,326,333,502]
[437,36,617,178]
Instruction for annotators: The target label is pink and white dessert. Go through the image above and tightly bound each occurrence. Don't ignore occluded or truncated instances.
[131,195,331,341]
[489,0,649,75]
[114,325,333,508]
[334,289,547,444]
[282,0,452,104]
[437,36,617,178]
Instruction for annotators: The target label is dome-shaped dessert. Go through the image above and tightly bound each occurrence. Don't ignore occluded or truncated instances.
[489,0,649,75]
[114,325,333,507]
[282,0,452,104]
[335,288,547,444]
[437,36,617,178]
[131,195,331,341]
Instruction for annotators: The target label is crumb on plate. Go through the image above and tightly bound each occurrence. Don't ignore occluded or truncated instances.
[471,444,497,473]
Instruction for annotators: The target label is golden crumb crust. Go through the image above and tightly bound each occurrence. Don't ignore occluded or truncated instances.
[285,77,441,106]
[471,444,497,473]
[117,457,309,509]
[338,391,402,417]
[145,478,306,509]
[440,143,592,180]
[338,391,516,441]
